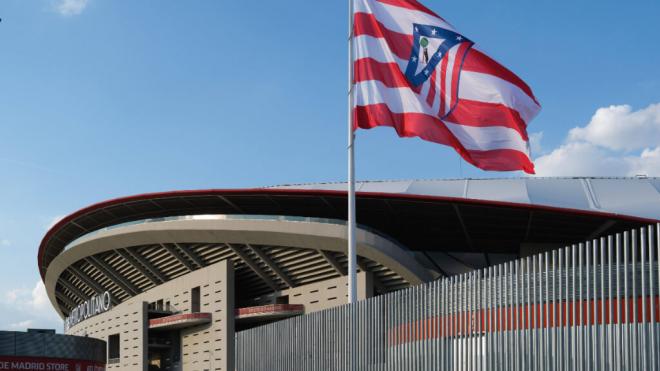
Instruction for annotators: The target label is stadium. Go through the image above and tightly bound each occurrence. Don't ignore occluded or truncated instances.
[39,177,660,370]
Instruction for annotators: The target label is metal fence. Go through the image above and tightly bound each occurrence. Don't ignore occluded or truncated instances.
[236,224,660,370]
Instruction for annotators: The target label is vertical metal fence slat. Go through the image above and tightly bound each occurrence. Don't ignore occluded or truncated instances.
[516,259,522,371]
[415,284,420,371]
[642,227,649,371]
[429,280,433,371]
[586,241,592,371]
[564,246,574,370]
[496,264,500,371]
[473,270,478,371]
[538,253,544,371]
[593,239,598,371]
[457,275,461,371]
[445,277,449,371]
[531,256,536,371]
[476,269,481,371]
[649,225,657,371]
[578,243,584,371]
[512,261,517,371]
[544,252,550,371]
[600,237,606,371]
[657,223,660,370]
[552,250,558,371]
[440,280,444,371]
[572,245,578,371]
[503,264,509,371]
[485,267,494,370]
[490,266,495,371]
[559,248,564,371]
[466,272,470,371]
[633,230,639,371]
[608,235,614,371]
[624,232,630,370]
[466,273,470,371]
[448,276,452,371]
[616,234,621,371]
[461,274,466,371]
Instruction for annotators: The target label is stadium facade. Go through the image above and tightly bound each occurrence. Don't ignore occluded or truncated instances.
[39,178,660,370]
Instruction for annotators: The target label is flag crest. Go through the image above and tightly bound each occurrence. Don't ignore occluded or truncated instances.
[404,24,471,87]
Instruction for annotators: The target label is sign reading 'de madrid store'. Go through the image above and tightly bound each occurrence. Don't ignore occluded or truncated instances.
[0,357,104,371]
[63,291,112,332]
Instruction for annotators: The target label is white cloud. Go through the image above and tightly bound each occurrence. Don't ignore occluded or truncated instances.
[568,104,660,152]
[629,147,660,176]
[0,239,10,247]
[30,281,53,313]
[528,132,544,157]
[535,142,630,176]
[1,281,61,331]
[5,288,25,304]
[55,0,89,16]
[9,320,34,330]
[3,281,52,312]
[534,103,660,177]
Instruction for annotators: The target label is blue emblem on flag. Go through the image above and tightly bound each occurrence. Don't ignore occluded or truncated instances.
[405,24,471,87]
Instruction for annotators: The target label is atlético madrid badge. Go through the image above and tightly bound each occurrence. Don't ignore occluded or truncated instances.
[404,23,473,87]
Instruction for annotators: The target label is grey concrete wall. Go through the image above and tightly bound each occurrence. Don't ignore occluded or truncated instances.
[67,299,147,370]
[180,260,234,371]
[67,261,235,371]
[283,271,373,313]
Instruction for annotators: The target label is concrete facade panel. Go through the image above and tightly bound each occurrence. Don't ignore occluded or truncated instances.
[67,261,235,371]
[283,272,373,313]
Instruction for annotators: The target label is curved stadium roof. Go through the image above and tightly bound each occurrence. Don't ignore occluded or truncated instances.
[40,177,660,278]
[40,177,660,317]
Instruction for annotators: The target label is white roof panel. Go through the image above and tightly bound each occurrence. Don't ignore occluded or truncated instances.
[589,179,660,220]
[525,178,592,210]
[405,179,465,198]
[272,177,660,221]
[465,179,531,204]
[357,180,413,194]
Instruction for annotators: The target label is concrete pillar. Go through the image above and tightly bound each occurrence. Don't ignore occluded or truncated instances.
[140,301,149,371]
[218,260,235,371]
[357,271,374,300]
[180,260,234,371]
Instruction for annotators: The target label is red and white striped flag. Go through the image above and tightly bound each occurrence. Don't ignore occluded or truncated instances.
[352,0,541,174]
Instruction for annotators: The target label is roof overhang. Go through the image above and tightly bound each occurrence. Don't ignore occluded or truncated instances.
[46,217,432,318]
[39,180,660,280]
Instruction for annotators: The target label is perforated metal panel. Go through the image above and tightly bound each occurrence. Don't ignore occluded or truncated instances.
[0,331,105,363]
[0,332,15,356]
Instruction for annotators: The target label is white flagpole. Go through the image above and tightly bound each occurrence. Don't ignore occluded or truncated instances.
[347,0,357,305]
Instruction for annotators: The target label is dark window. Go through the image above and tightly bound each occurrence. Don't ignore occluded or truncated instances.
[191,287,200,313]
[108,333,120,362]
[276,295,289,304]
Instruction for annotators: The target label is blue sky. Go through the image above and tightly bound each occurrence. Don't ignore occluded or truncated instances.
[0,0,658,331]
